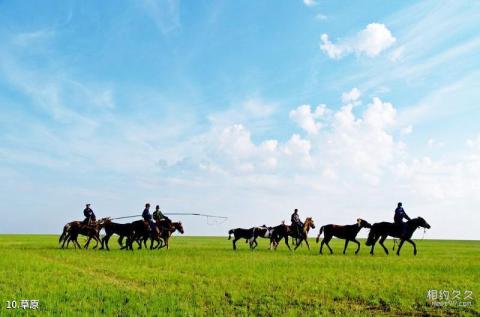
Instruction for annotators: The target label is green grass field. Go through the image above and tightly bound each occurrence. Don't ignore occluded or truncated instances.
[0,235,478,316]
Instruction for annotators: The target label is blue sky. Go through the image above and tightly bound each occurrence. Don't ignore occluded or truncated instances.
[1,0,479,239]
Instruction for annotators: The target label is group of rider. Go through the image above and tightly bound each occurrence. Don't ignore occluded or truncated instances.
[83,202,411,237]
[289,202,411,237]
[82,203,172,234]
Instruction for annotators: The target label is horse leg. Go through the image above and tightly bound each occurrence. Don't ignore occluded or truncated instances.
[369,236,380,255]
[304,238,310,250]
[353,239,361,255]
[100,235,105,250]
[62,233,69,249]
[343,240,349,255]
[126,236,134,251]
[104,235,111,251]
[284,236,291,251]
[319,239,325,254]
[92,235,99,249]
[158,238,165,249]
[150,237,158,250]
[396,239,406,256]
[67,236,73,249]
[406,239,417,255]
[379,236,389,255]
[294,238,302,251]
[84,237,91,249]
[75,238,82,249]
[233,238,239,250]
[379,236,388,255]
[118,236,124,247]
[324,236,333,254]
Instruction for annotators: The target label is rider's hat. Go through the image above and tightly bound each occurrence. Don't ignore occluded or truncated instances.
[156,205,160,209]
[146,203,151,207]
[86,203,91,207]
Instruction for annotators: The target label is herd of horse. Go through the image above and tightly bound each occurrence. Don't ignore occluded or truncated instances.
[58,214,431,256]
[58,217,184,250]
[228,216,431,255]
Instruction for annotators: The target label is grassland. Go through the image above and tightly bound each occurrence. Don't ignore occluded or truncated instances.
[0,235,478,316]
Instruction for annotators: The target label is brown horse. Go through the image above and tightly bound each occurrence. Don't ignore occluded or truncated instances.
[59,218,108,249]
[316,218,371,255]
[270,217,316,251]
[156,221,184,250]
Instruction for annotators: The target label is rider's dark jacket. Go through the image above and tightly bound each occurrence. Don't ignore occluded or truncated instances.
[394,207,411,224]
[142,208,152,221]
[153,209,171,224]
[291,213,301,225]
[83,207,95,221]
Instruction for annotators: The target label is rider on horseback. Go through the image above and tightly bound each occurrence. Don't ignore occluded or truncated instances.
[142,203,159,234]
[153,205,172,228]
[83,203,96,225]
[291,209,303,236]
[394,202,411,238]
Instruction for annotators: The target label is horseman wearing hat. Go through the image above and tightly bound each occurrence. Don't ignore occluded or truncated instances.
[153,205,172,228]
[142,203,159,234]
[83,203,96,225]
[291,208,303,237]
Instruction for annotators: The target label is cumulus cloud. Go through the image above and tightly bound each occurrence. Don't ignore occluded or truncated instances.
[283,134,312,166]
[289,104,328,134]
[321,23,396,59]
[341,87,361,105]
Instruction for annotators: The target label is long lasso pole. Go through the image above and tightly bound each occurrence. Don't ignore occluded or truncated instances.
[110,212,228,221]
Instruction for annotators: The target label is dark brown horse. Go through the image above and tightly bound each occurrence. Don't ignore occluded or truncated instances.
[270,217,316,251]
[99,218,147,251]
[155,221,184,250]
[366,217,431,256]
[315,218,371,255]
[59,218,108,249]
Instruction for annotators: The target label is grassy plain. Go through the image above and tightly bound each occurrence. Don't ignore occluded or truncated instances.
[0,235,478,316]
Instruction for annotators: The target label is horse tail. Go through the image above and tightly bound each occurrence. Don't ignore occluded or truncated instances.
[228,229,234,240]
[315,226,324,243]
[365,228,376,246]
[59,224,69,243]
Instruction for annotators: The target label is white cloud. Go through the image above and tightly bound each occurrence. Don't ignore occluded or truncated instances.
[283,134,312,163]
[321,23,396,59]
[320,34,344,59]
[289,104,328,134]
[363,97,396,130]
[303,0,316,7]
[341,87,361,105]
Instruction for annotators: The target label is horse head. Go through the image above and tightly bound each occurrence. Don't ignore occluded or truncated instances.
[415,217,431,229]
[174,222,185,234]
[304,217,315,230]
[356,218,372,228]
[96,217,110,228]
